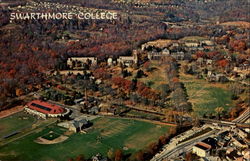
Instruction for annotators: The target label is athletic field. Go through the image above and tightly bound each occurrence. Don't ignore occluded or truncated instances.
[0,117,169,161]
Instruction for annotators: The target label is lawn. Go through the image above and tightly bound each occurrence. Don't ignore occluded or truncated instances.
[0,117,169,161]
[125,109,163,120]
[41,132,61,141]
[139,61,167,90]
[180,73,233,117]
[0,112,36,139]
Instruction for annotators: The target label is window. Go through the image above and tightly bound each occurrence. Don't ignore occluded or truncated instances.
[31,103,52,112]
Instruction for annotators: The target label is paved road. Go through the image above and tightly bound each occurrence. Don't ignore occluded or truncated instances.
[151,107,250,161]
[232,107,250,123]
[48,100,82,118]
[151,127,229,161]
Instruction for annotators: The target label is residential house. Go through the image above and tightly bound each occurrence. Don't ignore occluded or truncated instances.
[215,74,229,82]
[197,57,205,66]
[207,72,228,82]
[231,136,248,148]
[226,148,242,161]
[92,154,107,161]
[107,57,116,66]
[242,149,250,161]
[206,59,213,65]
[88,106,99,115]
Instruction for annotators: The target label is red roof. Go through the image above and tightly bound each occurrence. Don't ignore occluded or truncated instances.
[27,100,65,114]
[196,142,212,150]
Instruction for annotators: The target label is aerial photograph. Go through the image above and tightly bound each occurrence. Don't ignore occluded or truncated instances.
[0,0,249,161]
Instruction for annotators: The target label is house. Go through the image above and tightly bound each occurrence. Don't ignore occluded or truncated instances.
[236,129,248,139]
[207,72,228,82]
[201,40,214,46]
[92,154,107,161]
[231,136,248,148]
[202,137,217,149]
[74,98,84,104]
[215,74,229,82]
[226,148,242,161]
[203,46,215,51]
[162,48,170,55]
[67,57,98,69]
[192,142,212,157]
[171,51,185,60]
[197,57,204,66]
[206,59,213,65]
[172,42,180,47]
[242,149,250,161]
[88,106,99,115]
[185,42,199,48]
[197,47,205,51]
[117,50,138,67]
[107,58,114,66]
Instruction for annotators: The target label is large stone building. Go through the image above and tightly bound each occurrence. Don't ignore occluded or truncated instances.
[147,49,170,60]
[117,50,138,67]
[58,117,91,133]
[67,57,98,69]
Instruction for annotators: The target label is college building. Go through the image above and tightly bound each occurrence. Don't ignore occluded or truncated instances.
[24,100,70,119]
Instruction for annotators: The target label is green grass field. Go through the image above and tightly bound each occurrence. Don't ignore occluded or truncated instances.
[41,132,61,141]
[0,112,36,139]
[180,73,233,116]
[0,117,169,161]
[125,110,163,120]
[139,61,168,90]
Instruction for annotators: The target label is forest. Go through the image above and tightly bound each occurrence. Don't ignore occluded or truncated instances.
[0,0,249,110]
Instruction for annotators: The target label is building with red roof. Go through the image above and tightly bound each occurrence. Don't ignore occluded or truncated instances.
[192,142,212,157]
[25,100,69,119]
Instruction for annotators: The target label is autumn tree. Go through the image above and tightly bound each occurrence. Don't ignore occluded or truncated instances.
[147,142,159,155]
[107,148,114,160]
[75,154,86,161]
[185,152,193,161]
[134,150,145,161]
[217,59,229,68]
[158,135,168,145]
[15,88,24,97]
[114,149,123,161]
[215,107,224,119]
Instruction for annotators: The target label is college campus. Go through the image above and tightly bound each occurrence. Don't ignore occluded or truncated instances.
[0,0,249,161]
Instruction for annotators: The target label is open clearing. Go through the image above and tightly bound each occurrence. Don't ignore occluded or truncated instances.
[139,61,168,91]
[180,73,233,117]
[0,117,169,161]
[0,111,36,139]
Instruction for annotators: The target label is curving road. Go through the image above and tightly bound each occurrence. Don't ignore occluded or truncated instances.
[151,107,250,161]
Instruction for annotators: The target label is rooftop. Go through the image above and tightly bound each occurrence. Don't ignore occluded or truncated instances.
[194,142,212,151]
[27,100,65,114]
